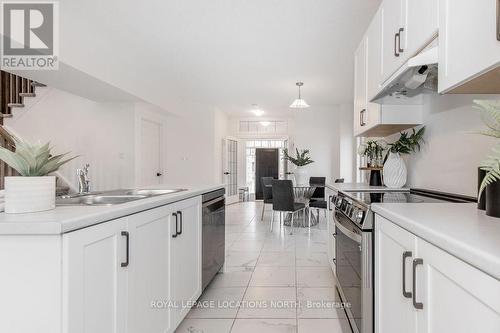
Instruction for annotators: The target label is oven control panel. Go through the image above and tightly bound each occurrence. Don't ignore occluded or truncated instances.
[332,193,366,226]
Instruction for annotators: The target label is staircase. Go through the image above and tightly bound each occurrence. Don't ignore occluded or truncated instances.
[0,71,46,189]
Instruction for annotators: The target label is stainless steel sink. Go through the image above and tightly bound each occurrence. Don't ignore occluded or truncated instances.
[57,194,147,206]
[56,188,188,206]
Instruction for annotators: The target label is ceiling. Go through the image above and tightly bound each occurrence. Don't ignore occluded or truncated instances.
[60,0,380,116]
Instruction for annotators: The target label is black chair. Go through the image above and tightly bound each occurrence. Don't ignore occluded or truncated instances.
[271,180,305,234]
[260,177,274,221]
[335,178,345,183]
[309,177,327,223]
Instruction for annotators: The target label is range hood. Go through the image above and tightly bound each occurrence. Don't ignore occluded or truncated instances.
[371,42,439,102]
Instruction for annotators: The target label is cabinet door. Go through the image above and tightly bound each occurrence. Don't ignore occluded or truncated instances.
[375,215,418,333]
[439,0,500,93]
[416,238,500,333]
[127,206,173,333]
[380,0,405,82]
[170,197,202,326]
[353,38,367,136]
[63,218,128,333]
[403,0,438,58]
[365,7,382,128]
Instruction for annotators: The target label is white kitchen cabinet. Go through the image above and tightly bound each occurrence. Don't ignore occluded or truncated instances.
[416,237,500,333]
[380,0,438,84]
[354,6,424,138]
[63,218,128,333]
[375,215,500,333]
[439,0,500,93]
[127,206,173,333]
[354,37,367,137]
[63,196,202,333]
[375,216,417,333]
[380,0,405,82]
[169,197,203,326]
[326,187,336,273]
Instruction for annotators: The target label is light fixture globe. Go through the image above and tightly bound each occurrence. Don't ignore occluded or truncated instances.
[290,82,310,109]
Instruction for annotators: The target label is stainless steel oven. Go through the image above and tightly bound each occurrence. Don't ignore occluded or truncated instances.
[334,209,372,333]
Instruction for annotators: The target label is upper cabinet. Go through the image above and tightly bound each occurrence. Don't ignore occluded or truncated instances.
[439,0,500,93]
[354,6,423,138]
[380,0,438,84]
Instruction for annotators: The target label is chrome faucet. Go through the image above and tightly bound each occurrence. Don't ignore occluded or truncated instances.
[76,164,91,194]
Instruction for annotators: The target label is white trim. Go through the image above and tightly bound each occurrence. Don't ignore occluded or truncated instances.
[134,106,168,187]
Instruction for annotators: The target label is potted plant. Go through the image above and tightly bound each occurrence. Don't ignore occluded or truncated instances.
[0,137,76,214]
[475,100,500,218]
[383,127,425,188]
[358,139,388,167]
[283,148,314,186]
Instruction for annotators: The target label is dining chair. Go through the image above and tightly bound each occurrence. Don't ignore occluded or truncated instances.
[260,177,274,221]
[309,177,327,223]
[271,180,305,234]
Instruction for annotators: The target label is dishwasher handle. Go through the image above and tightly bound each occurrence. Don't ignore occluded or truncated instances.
[203,196,225,209]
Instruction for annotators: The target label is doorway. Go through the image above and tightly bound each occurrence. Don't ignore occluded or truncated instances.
[139,118,163,186]
[222,137,239,204]
[255,148,279,200]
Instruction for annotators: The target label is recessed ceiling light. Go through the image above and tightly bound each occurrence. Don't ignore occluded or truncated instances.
[251,104,265,116]
[260,121,271,127]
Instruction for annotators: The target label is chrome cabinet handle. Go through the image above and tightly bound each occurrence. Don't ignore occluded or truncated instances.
[360,109,367,127]
[394,32,400,57]
[412,258,424,309]
[497,0,500,41]
[121,231,129,267]
[177,211,183,236]
[172,212,178,238]
[398,28,405,53]
[402,251,413,298]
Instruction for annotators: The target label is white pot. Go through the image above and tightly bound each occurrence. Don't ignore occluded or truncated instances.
[294,166,309,186]
[4,176,56,214]
[383,152,407,188]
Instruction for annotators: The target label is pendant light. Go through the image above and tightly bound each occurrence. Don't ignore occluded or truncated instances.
[290,82,310,109]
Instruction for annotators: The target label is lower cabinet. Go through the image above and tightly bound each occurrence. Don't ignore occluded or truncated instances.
[375,215,500,333]
[63,196,202,333]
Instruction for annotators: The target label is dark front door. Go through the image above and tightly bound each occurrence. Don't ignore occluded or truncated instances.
[255,148,279,200]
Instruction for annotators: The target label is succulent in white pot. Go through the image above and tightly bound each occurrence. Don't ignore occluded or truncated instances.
[0,137,76,214]
[383,127,425,188]
[283,148,314,186]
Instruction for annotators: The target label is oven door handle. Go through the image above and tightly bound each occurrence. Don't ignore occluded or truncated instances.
[335,220,362,244]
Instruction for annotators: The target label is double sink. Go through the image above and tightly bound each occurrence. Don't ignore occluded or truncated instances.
[56,189,187,206]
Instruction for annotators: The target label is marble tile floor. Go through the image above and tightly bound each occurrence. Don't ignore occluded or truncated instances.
[176,201,351,333]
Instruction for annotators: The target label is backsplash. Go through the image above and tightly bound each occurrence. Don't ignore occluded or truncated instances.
[387,94,499,197]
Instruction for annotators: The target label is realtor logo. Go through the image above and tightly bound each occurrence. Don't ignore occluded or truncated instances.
[1,1,59,70]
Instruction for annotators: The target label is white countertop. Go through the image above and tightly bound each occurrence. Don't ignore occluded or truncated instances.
[326,182,410,192]
[0,184,224,235]
[372,203,500,280]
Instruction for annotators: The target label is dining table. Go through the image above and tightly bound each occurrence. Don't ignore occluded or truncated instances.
[265,183,324,227]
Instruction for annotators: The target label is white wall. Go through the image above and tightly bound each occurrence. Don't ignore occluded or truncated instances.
[387,94,499,197]
[6,88,136,191]
[290,106,340,183]
[6,88,228,191]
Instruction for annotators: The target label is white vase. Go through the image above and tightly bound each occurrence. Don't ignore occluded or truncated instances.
[383,152,407,188]
[4,176,56,214]
[294,166,309,186]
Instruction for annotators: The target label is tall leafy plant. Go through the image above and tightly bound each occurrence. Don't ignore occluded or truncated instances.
[388,127,426,155]
[0,137,77,176]
[475,100,500,196]
[283,148,314,167]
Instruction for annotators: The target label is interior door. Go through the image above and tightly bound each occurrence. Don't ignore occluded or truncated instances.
[255,148,279,200]
[140,118,163,186]
[222,138,238,204]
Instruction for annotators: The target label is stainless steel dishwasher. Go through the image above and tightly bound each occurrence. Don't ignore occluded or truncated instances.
[202,188,226,290]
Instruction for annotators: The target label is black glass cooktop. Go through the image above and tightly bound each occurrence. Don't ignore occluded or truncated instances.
[346,191,447,206]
